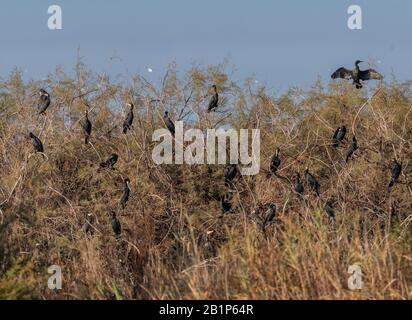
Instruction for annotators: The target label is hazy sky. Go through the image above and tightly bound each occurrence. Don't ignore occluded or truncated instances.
[0,0,410,90]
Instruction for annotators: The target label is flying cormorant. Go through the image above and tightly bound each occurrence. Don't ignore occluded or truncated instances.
[331,60,383,89]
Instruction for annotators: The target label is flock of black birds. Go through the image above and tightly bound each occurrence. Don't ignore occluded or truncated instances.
[25,60,400,237]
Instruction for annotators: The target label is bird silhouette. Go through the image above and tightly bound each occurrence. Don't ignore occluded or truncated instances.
[331,60,383,89]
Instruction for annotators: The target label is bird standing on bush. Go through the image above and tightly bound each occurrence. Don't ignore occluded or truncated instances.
[100,153,118,169]
[164,111,175,136]
[37,89,51,114]
[331,60,383,89]
[29,132,44,153]
[110,211,121,238]
[389,159,402,188]
[346,136,358,163]
[332,126,346,147]
[123,103,134,134]
[304,167,320,197]
[80,110,92,144]
[207,85,219,113]
[269,148,281,176]
[120,178,131,209]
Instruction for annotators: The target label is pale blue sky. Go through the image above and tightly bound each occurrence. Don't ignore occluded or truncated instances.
[0,0,410,90]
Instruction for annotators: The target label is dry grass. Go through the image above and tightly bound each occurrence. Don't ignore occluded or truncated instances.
[0,63,411,300]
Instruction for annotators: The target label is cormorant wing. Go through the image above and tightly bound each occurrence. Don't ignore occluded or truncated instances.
[331,68,353,80]
[359,69,384,81]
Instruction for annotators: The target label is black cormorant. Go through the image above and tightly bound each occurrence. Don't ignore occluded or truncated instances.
[81,213,93,234]
[331,60,383,89]
[304,167,320,197]
[294,173,304,195]
[164,111,175,136]
[221,193,232,214]
[263,204,277,229]
[207,85,219,113]
[224,164,238,184]
[100,153,118,169]
[80,110,92,144]
[123,103,134,134]
[29,132,44,153]
[332,126,347,147]
[269,148,281,175]
[110,211,121,238]
[324,200,335,220]
[120,178,131,209]
[37,89,51,114]
[389,159,402,188]
[345,136,358,163]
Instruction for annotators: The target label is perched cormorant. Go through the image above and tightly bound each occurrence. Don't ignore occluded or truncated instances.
[294,173,304,195]
[263,204,277,227]
[29,132,44,153]
[324,200,335,220]
[120,178,131,209]
[224,164,238,184]
[164,111,175,136]
[221,193,232,214]
[100,153,118,169]
[110,211,121,238]
[81,213,93,234]
[304,167,320,197]
[80,110,92,144]
[331,60,383,89]
[389,159,402,188]
[269,148,281,175]
[207,85,219,113]
[345,136,358,163]
[332,126,347,147]
[122,103,134,134]
[37,89,51,114]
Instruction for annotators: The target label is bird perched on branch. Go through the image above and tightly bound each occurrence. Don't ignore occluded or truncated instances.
[269,148,281,176]
[324,200,335,220]
[164,111,175,136]
[100,153,118,169]
[80,110,92,144]
[224,164,238,185]
[37,89,51,114]
[262,204,277,229]
[332,126,346,147]
[221,192,233,214]
[304,167,320,197]
[345,136,358,163]
[331,60,383,89]
[123,103,134,134]
[120,178,131,209]
[294,173,304,196]
[207,85,219,113]
[110,211,121,238]
[389,159,402,188]
[29,132,44,153]
[81,213,94,235]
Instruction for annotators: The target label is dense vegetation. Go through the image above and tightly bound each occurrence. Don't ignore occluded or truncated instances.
[0,60,411,299]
